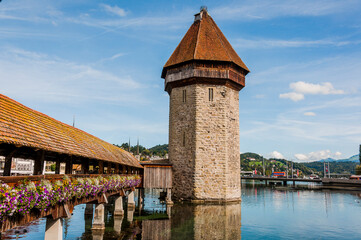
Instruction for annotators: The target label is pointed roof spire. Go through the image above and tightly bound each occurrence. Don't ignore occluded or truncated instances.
[162,7,249,78]
[128,138,131,152]
[137,137,139,155]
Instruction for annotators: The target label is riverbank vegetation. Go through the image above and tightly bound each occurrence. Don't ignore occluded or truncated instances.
[114,143,359,176]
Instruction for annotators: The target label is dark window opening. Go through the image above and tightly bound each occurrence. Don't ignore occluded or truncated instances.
[182,89,186,103]
[209,88,214,101]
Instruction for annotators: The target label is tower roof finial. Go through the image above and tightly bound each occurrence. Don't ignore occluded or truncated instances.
[200,6,208,12]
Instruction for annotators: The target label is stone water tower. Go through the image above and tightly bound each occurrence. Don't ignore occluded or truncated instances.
[161,7,249,202]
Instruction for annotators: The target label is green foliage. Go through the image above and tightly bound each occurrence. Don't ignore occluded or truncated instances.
[240,153,315,176]
[149,144,169,156]
[114,143,169,159]
[355,165,361,175]
[50,164,56,172]
[303,161,357,176]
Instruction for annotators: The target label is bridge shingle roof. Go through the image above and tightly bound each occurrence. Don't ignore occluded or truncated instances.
[0,94,142,168]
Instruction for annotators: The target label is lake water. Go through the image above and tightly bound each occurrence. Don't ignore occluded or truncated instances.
[3,181,361,239]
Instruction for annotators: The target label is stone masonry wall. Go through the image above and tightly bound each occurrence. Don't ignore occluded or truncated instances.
[169,83,241,201]
[169,85,197,200]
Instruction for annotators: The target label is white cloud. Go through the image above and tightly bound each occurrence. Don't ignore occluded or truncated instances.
[294,150,343,162]
[98,52,125,63]
[304,112,316,116]
[269,151,285,159]
[0,47,145,105]
[234,38,360,49]
[290,81,345,95]
[213,0,359,20]
[101,4,128,17]
[280,81,345,101]
[279,92,304,102]
[253,94,265,99]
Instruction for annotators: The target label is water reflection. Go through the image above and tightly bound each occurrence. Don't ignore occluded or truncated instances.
[241,180,361,239]
[3,182,361,240]
[170,203,241,240]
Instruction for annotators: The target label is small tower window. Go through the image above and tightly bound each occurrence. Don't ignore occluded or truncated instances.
[182,89,187,103]
[209,88,214,101]
[182,132,186,146]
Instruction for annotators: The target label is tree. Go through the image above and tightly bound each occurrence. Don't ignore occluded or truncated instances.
[50,164,56,171]
[356,165,361,175]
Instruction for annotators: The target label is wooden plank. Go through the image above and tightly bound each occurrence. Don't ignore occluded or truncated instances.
[143,166,172,189]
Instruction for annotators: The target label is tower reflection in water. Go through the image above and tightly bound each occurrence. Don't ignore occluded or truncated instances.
[141,203,241,240]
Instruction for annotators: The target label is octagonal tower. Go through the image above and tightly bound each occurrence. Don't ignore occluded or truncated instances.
[161,7,249,202]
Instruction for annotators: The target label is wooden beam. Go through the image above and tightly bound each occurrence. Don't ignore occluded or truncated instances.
[98,161,104,174]
[82,161,89,174]
[55,161,61,174]
[115,164,119,174]
[33,150,45,175]
[65,157,73,174]
[3,148,17,176]
[107,162,112,174]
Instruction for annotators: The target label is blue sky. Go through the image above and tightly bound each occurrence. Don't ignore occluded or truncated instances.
[1,0,360,162]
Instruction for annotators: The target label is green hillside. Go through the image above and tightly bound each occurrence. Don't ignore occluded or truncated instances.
[303,161,357,175]
[240,152,316,177]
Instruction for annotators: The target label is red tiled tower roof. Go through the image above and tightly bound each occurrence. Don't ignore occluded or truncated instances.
[0,94,142,168]
[162,8,249,78]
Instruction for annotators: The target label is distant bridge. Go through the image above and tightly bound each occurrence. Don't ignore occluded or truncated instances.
[242,176,361,189]
[242,176,321,186]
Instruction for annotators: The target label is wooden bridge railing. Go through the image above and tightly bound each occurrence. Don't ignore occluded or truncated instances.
[0,173,142,232]
[0,173,142,187]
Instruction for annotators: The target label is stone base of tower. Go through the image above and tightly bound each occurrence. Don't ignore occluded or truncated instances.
[190,197,242,204]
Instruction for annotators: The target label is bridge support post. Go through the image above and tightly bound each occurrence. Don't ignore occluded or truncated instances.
[127,191,135,208]
[44,217,63,240]
[166,204,172,219]
[113,216,124,235]
[127,207,134,223]
[293,181,296,187]
[84,203,93,215]
[283,181,287,186]
[92,230,104,240]
[137,188,144,213]
[91,204,105,230]
[265,180,268,186]
[84,204,93,233]
[166,188,173,205]
[114,196,124,216]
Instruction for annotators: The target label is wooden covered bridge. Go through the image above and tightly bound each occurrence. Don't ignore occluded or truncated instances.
[0,94,144,238]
